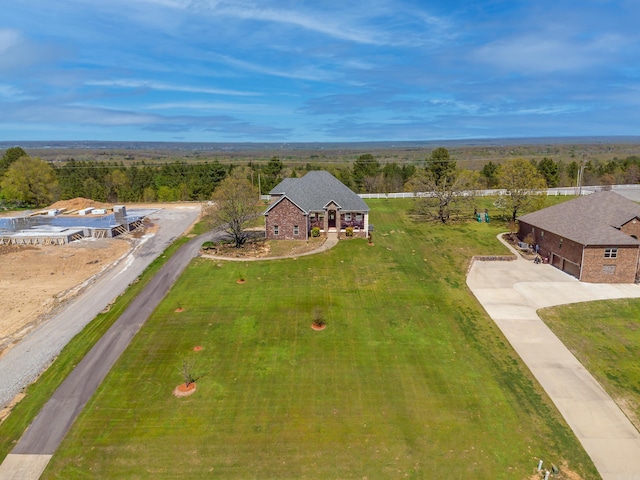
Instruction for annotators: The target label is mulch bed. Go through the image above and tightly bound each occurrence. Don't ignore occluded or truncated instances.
[173,383,197,397]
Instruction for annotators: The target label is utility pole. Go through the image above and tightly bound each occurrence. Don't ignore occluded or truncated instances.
[577,153,586,196]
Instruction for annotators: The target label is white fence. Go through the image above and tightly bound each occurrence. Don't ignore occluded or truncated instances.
[261,185,640,202]
[358,184,640,199]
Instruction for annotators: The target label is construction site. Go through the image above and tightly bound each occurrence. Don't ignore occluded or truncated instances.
[0,198,170,356]
[0,203,152,246]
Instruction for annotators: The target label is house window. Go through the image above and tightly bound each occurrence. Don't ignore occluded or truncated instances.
[604,248,618,258]
[356,213,363,221]
[274,225,279,235]
[345,213,352,221]
[559,239,563,248]
[294,225,299,235]
[541,231,544,237]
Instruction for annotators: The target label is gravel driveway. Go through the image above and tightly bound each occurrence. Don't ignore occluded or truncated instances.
[0,206,201,411]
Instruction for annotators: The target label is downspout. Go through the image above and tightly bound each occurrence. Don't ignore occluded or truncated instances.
[580,245,586,281]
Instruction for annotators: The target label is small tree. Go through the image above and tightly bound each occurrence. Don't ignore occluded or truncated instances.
[497,158,547,221]
[210,169,262,247]
[180,357,198,387]
[407,148,478,224]
[312,306,325,328]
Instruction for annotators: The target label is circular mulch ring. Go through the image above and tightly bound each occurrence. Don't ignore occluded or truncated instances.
[193,345,203,352]
[311,323,327,331]
[236,279,246,284]
[173,382,197,397]
[175,307,185,313]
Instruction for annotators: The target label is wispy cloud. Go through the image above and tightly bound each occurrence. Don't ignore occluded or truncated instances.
[3,1,640,141]
[0,84,30,101]
[0,28,64,74]
[86,79,260,96]
[211,54,336,82]
[473,30,626,74]
[193,2,386,45]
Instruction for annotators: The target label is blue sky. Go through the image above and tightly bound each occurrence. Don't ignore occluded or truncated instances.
[1,0,640,142]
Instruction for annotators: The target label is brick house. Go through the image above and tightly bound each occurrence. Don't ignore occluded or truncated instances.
[264,171,370,240]
[517,191,640,283]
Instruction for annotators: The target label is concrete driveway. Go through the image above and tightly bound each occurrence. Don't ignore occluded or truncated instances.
[467,236,640,480]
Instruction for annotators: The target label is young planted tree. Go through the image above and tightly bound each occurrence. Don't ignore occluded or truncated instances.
[496,158,547,221]
[210,169,262,247]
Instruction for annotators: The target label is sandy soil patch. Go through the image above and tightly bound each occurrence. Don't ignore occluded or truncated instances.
[0,238,132,354]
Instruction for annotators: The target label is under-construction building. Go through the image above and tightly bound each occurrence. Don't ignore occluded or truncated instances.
[0,206,151,246]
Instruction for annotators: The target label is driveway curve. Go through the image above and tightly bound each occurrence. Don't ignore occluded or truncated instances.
[467,235,640,480]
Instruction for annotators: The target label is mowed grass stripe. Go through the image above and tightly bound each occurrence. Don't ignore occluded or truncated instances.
[43,199,598,479]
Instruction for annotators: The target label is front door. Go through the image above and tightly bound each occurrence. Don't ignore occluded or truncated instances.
[328,210,336,228]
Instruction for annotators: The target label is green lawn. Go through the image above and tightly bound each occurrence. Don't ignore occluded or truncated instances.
[41,199,597,479]
[539,299,640,431]
[0,237,191,462]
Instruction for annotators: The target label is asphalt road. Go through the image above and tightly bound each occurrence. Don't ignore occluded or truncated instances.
[0,207,200,411]
[9,225,226,456]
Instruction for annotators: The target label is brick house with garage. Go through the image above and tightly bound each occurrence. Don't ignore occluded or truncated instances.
[517,191,640,283]
[264,170,370,240]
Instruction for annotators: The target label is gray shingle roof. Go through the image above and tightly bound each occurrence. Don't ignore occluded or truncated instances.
[266,171,369,214]
[518,191,640,246]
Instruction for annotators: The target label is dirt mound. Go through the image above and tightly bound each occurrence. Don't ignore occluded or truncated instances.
[47,197,112,211]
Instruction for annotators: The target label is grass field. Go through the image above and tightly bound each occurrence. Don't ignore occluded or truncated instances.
[539,299,640,431]
[39,199,597,479]
[0,237,191,462]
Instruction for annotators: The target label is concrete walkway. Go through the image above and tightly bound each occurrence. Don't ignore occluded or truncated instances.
[467,236,640,480]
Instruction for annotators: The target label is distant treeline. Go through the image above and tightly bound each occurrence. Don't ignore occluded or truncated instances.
[2,145,640,207]
[55,159,230,202]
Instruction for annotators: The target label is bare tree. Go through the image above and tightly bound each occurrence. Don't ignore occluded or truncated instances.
[210,169,262,247]
[407,148,478,223]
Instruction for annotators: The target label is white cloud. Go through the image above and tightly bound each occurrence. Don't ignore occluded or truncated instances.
[212,54,335,82]
[0,83,29,100]
[0,29,21,54]
[86,79,260,96]
[473,32,625,74]
[144,100,286,114]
